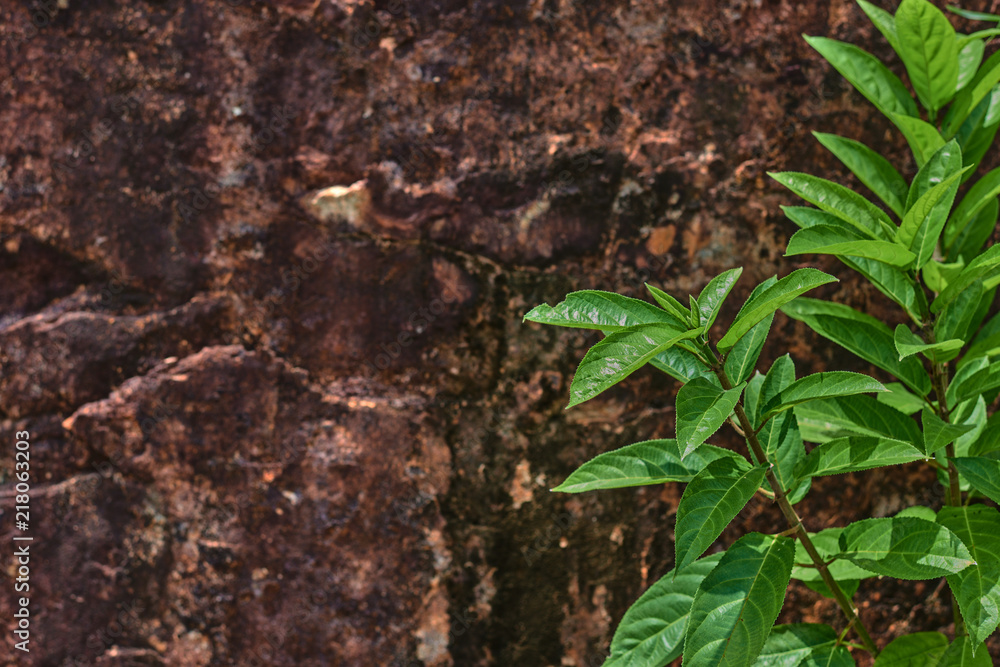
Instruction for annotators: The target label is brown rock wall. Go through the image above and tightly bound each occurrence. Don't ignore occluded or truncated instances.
[1,0,998,664]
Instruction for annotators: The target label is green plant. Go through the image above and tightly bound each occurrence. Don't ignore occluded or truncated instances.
[522,1,1000,664]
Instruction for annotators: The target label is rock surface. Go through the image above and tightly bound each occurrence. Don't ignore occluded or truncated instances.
[0,0,997,665]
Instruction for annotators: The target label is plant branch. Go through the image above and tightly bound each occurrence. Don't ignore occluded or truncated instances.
[931,357,967,638]
[931,362,962,507]
[707,354,880,656]
[924,457,948,472]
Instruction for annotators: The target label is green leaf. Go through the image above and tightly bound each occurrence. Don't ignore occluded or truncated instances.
[923,258,966,293]
[552,439,742,493]
[952,89,1000,183]
[969,412,1000,457]
[752,623,853,667]
[875,633,991,665]
[781,205,854,230]
[954,396,988,456]
[675,458,766,572]
[646,283,692,322]
[958,354,992,388]
[893,324,963,362]
[946,363,1000,409]
[960,283,995,342]
[923,407,976,456]
[874,632,948,666]
[805,35,920,119]
[937,637,992,666]
[896,159,969,270]
[937,505,1000,649]
[846,255,928,323]
[676,377,746,458]
[688,297,701,328]
[780,298,931,396]
[753,356,809,503]
[756,354,795,424]
[878,382,927,415]
[794,394,924,446]
[724,311,775,385]
[891,113,947,167]
[697,268,743,332]
[959,29,1000,46]
[934,280,983,349]
[859,0,902,53]
[781,208,927,322]
[932,244,1000,314]
[568,324,702,408]
[796,436,927,479]
[896,139,973,269]
[744,372,764,426]
[983,85,1000,127]
[947,7,1000,22]
[839,517,974,579]
[943,167,1000,255]
[744,354,809,504]
[758,411,810,505]
[952,458,1000,505]
[759,372,887,423]
[945,358,992,409]
[769,172,893,240]
[956,39,986,95]
[791,528,875,592]
[718,269,839,352]
[904,139,963,210]
[944,50,1000,137]
[604,553,723,667]
[897,505,939,521]
[786,225,916,267]
[525,290,684,331]
[684,533,795,667]
[965,311,1000,367]
[650,347,713,384]
[895,0,960,115]
[947,198,998,265]
[813,131,908,217]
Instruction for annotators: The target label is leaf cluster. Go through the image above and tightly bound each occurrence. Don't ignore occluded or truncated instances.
[523,1,1000,664]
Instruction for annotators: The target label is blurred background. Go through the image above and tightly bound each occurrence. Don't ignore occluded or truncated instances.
[1,0,997,665]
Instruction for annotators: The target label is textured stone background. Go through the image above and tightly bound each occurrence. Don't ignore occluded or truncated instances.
[1,0,999,665]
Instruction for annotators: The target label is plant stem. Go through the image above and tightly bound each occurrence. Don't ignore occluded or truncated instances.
[931,358,967,637]
[709,361,880,656]
[931,362,962,507]
[924,458,949,472]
